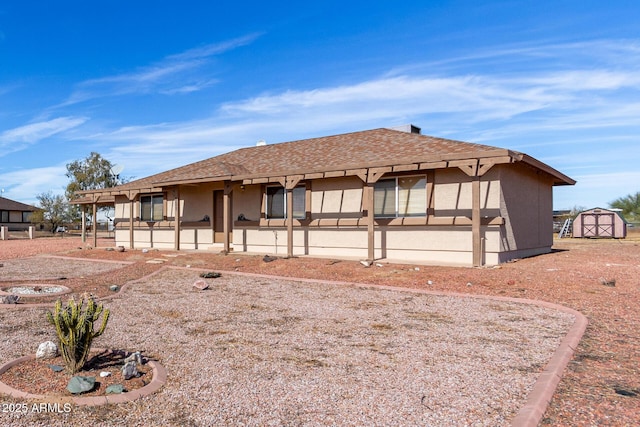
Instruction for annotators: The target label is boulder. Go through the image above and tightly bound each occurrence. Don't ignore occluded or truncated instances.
[116,246,125,252]
[193,280,209,290]
[124,351,143,365]
[0,294,19,304]
[106,384,125,394]
[67,376,96,394]
[48,364,64,372]
[36,341,58,359]
[122,361,138,380]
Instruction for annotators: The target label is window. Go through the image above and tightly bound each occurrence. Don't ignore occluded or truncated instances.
[374,176,426,218]
[1,211,7,222]
[22,212,32,223]
[266,186,306,219]
[140,194,163,221]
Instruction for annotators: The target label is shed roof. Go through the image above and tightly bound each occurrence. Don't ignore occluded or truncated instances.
[78,127,575,198]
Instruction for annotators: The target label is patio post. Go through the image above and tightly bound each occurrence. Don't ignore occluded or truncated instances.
[223,181,232,254]
[81,204,86,243]
[174,186,180,250]
[92,202,97,248]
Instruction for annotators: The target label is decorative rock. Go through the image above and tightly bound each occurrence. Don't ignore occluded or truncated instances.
[106,384,125,394]
[600,277,616,287]
[262,255,277,263]
[199,271,222,279]
[122,361,138,380]
[100,371,111,378]
[105,247,115,252]
[48,364,64,372]
[193,280,209,291]
[116,246,125,252]
[36,341,58,359]
[124,351,143,365]
[427,280,433,285]
[375,263,384,268]
[109,285,120,292]
[360,260,372,267]
[142,248,149,253]
[0,294,20,304]
[414,267,420,271]
[67,376,96,394]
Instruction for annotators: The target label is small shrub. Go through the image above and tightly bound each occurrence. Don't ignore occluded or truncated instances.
[46,295,110,374]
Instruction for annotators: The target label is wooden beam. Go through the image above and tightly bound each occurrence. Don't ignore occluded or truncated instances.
[286,187,294,257]
[81,204,86,243]
[174,187,180,250]
[129,198,134,249]
[364,184,375,262]
[472,177,482,267]
[92,203,97,248]
[223,181,232,254]
[367,167,392,183]
[285,175,303,190]
[452,159,479,177]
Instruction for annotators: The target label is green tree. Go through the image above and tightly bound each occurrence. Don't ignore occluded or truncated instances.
[65,152,127,221]
[35,191,71,233]
[609,191,640,222]
[65,152,120,201]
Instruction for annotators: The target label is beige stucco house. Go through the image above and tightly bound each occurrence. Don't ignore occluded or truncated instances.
[0,196,38,231]
[75,126,575,266]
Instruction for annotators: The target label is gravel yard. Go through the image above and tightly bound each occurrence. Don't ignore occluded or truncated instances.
[1,233,639,425]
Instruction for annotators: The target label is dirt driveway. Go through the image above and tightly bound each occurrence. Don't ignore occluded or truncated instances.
[1,233,639,425]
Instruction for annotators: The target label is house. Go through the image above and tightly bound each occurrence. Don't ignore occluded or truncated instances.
[0,196,39,231]
[75,126,575,266]
[572,207,627,239]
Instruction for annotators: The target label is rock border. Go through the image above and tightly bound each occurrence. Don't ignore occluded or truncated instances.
[0,349,166,406]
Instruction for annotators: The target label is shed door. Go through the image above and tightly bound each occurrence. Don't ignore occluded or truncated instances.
[581,213,614,237]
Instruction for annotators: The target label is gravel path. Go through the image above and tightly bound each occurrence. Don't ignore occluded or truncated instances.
[0,267,574,426]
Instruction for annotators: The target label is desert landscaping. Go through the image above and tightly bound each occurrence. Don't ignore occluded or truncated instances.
[0,233,639,426]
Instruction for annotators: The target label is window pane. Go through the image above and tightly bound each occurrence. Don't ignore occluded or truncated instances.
[152,196,164,221]
[374,179,396,217]
[140,195,163,221]
[267,187,285,218]
[292,187,306,219]
[140,196,152,221]
[1,211,8,222]
[398,177,426,217]
[22,212,32,223]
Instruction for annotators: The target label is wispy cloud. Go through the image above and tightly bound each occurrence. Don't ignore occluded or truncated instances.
[0,116,87,155]
[63,33,262,105]
[0,165,68,203]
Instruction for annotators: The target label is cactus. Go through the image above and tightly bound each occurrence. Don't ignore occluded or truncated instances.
[46,294,110,374]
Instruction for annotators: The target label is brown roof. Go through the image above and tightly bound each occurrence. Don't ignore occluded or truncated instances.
[80,127,575,197]
[0,197,39,212]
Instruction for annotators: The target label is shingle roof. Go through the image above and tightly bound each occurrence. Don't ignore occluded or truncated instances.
[82,127,574,196]
[0,197,38,211]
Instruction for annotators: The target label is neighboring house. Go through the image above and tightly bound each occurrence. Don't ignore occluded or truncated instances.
[75,126,575,266]
[0,196,38,231]
[573,207,627,239]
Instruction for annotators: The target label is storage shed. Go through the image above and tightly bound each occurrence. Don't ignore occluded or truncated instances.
[572,208,627,239]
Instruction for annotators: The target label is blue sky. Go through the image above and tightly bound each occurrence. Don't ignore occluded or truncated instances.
[1,1,639,210]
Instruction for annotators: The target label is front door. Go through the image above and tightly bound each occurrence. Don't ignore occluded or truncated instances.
[213,190,232,243]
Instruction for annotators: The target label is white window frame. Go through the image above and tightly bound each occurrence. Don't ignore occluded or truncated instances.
[374,175,427,218]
